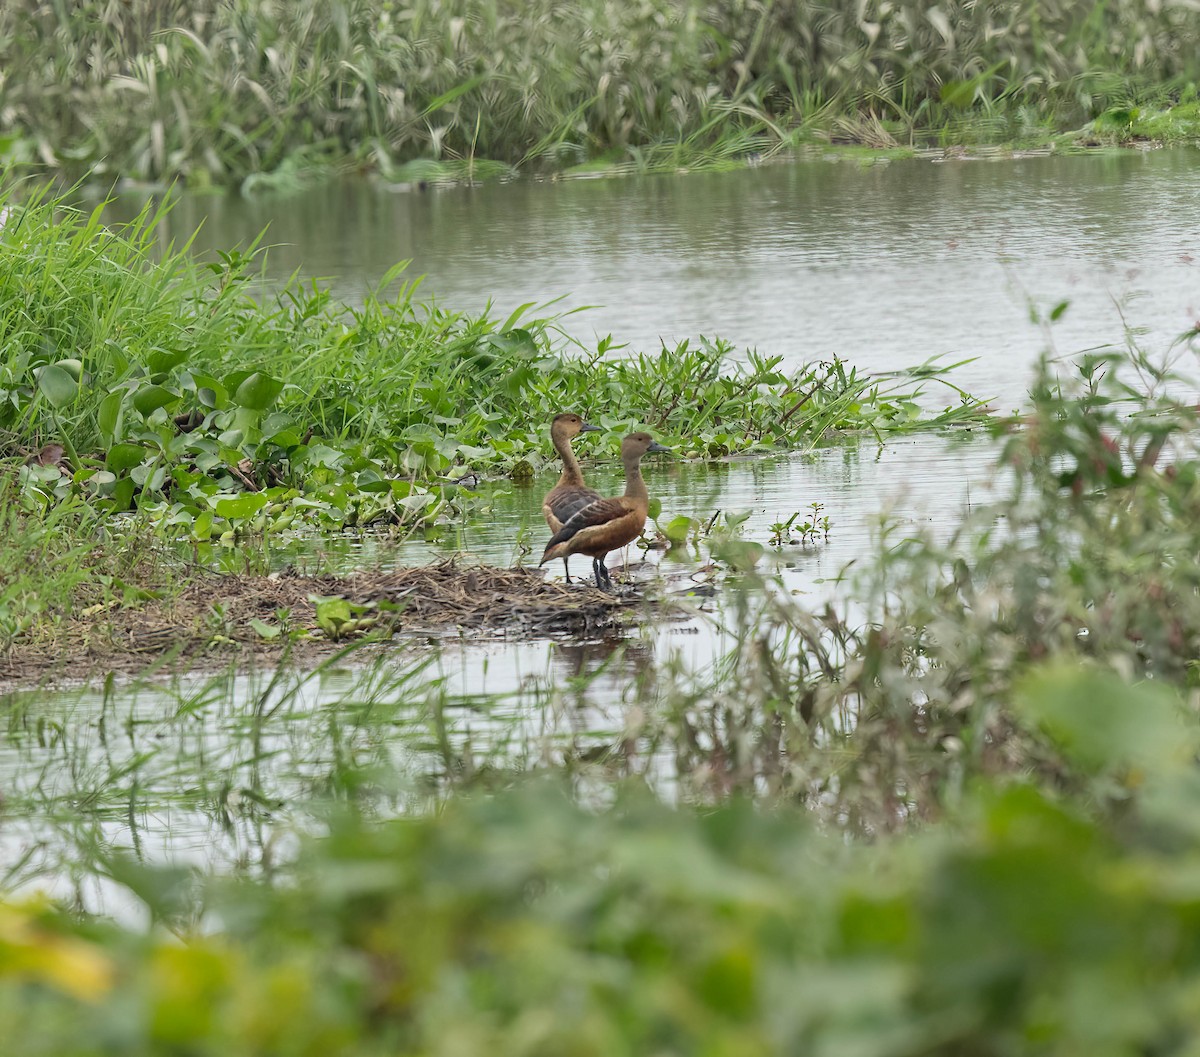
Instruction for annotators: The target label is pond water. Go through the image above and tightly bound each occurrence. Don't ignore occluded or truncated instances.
[112,147,1200,411]
[6,150,1197,910]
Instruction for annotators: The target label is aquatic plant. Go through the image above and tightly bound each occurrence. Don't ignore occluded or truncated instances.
[0,0,1197,187]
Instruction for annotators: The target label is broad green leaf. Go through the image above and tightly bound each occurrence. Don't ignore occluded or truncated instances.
[98,390,125,444]
[34,364,78,408]
[1014,665,1188,773]
[250,618,282,640]
[146,348,189,376]
[106,443,147,475]
[665,514,694,543]
[234,372,284,411]
[214,493,269,520]
[132,384,178,417]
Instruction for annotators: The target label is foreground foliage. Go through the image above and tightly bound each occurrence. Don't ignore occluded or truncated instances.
[6,702,1200,1057]
[1,0,1198,187]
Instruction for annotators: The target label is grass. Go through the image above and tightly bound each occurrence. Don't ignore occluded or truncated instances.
[0,1,1197,188]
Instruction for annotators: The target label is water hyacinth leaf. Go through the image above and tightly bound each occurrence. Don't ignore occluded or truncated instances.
[665,514,694,543]
[197,387,219,409]
[110,477,135,511]
[86,470,117,497]
[97,390,124,444]
[264,429,303,448]
[146,348,189,377]
[300,444,345,469]
[33,364,78,408]
[648,497,662,519]
[132,384,178,417]
[487,329,539,357]
[106,443,148,475]
[712,539,764,570]
[214,493,269,520]
[233,372,284,411]
[131,463,166,490]
[313,596,353,638]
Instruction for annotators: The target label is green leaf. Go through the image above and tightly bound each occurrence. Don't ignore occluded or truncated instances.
[132,384,178,416]
[146,348,189,376]
[54,358,86,382]
[250,618,282,641]
[106,443,148,475]
[98,390,125,444]
[1014,665,1188,773]
[34,364,78,408]
[313,595,353,639]
[233,372,284,411]
[214,493,269,520]
[665,515,694,543]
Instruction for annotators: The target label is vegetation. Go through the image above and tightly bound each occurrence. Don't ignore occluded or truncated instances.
[0,178,983,649]
[9,752,1200,1056]
[6,334,1200,1050]
[1,0,1198,188]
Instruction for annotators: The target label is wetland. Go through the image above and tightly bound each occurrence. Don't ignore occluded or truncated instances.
[5,145,1200,1054]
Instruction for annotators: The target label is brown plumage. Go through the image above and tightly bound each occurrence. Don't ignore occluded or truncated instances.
[540,432,670,589]
[542,412,603,582]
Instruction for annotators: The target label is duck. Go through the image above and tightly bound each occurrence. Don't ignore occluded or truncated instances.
[540,431,670,589]
[542,412,603,582]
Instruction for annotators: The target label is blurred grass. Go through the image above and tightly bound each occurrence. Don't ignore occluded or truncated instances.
[0,0,1197,188]
[8,745,1200,1055]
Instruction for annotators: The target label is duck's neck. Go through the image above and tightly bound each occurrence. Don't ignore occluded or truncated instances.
[622,455,648,505]
[552,429,584,487]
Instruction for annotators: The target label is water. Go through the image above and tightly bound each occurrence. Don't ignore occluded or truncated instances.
[113,148,1200,410]
[10,151,1197,904]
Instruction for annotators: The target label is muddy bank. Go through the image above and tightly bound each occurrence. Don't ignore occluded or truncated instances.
[2,561,661,686]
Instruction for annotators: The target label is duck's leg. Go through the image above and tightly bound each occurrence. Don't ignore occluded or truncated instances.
[562,557,572,584]
[594,555,613,590]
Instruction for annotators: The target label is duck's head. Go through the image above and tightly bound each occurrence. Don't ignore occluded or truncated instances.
[622,432,671,458]
[552,412,602,439]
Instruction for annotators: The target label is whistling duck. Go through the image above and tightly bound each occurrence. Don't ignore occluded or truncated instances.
[540,432,670,589]
[542,412,603,582]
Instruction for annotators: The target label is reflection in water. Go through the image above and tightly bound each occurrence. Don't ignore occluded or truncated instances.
[105,149,1200,409]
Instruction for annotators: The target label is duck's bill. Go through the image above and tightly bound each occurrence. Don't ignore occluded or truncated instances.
[647,441,672,454]
[580,422,604,433]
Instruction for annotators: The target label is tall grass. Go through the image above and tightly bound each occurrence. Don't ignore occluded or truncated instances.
[0,0,1196,187]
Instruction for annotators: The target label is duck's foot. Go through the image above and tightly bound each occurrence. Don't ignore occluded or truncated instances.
[592,558,614,591]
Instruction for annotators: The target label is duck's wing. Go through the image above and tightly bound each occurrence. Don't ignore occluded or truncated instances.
[544,497,635,551]
[546,486,603,529]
